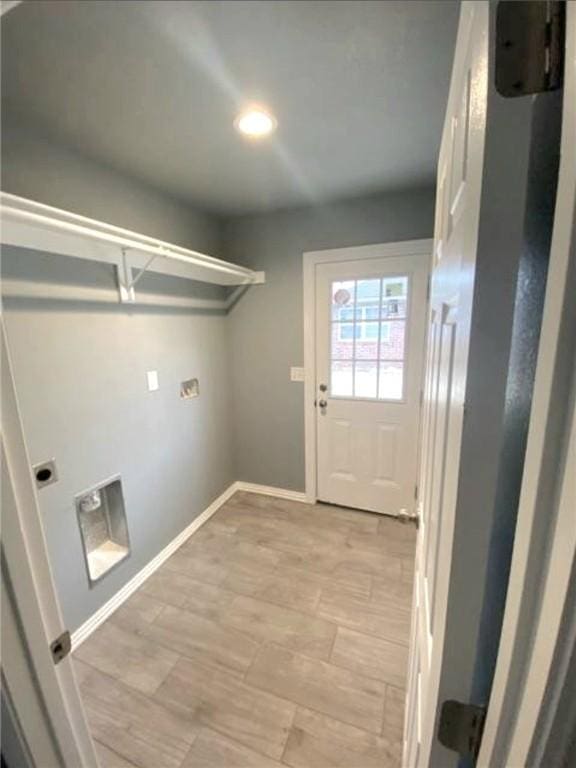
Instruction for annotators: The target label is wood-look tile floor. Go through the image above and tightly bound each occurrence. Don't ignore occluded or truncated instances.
[75,491,416,768]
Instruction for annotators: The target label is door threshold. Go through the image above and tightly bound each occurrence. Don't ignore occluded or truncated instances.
[316,499,400,519]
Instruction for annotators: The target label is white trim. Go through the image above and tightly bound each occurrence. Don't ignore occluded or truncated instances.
[71,479,307,649]
[234,481,309,504]
[302,239,433,504]
[71,481,239,649]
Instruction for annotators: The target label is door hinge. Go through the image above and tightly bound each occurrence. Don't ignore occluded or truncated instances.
[414,483,419,500]
[495,0,565,97]
[438,700,486,761]
[50,630,71,665]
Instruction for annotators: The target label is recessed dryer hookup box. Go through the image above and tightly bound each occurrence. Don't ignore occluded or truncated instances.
[76,476,130,586]
[180,378,200,399]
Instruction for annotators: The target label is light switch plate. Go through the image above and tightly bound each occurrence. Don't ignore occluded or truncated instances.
[290,366,305,382]
[146,370,159,391]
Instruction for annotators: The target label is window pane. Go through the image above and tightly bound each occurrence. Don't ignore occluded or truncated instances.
[355,280,380,319]
[379,362,404,400]
[331,325,354,359]
[331,280,355,320]
[363,305,380,320]
[355,325,379,359]
[331,361,353,397]
[354,361,378,398]
[356,279,380,300]
[382,297,407,319]
[382,277,408,299]
[365,322,379,339]
[336,322,356,341]
[336,306,354,322]
[380,320,406,360]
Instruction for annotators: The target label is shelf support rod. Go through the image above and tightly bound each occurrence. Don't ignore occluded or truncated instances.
[117,248,135,303]
[126,252,158,291]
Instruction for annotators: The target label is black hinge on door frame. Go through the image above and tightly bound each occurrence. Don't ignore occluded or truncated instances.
[50,630,71,665]
[495,1,565,97]
[438,700,487,761]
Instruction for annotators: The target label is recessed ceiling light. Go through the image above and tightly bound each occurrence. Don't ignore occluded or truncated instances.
[234,107,277,138]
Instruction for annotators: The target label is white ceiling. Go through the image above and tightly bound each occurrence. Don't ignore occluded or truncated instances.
[2,0,459,215]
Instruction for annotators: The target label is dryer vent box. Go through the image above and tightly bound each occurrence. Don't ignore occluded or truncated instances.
[180,378,200,399]
[76,477,130,586]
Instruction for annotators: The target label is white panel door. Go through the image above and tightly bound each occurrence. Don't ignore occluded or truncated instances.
[404,3,488,766]
[315,252,428,514]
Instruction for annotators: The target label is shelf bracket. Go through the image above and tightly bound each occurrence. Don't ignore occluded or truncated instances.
[117,247,136,303]
[126,253,158,291]
[117,248,177,303]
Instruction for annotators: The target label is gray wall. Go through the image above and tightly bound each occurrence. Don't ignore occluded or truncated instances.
[222,188,435,491]
[2,118,223,255]
[3,249,234,633]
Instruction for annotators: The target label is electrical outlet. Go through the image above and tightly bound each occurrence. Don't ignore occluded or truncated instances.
[32,459,58,489]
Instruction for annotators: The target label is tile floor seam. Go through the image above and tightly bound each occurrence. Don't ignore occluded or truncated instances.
[175,732,199,768]
[189,720,289,765]
[381,683,390,738]
[107,611,259,681]
[146,598,341,668]
[313,610,411,650]
[159,578,411,655]
[278,700,299,766]
[218,584,330,625]
[277,697,390,744]
[89,700,192,768]
[230,683,390,754]
[326,623,411,652]
[93,738,140,768]
[243,642,387,736]
[326,621,340,661]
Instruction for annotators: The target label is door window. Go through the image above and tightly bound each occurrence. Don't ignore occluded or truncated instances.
[330,276,408,400]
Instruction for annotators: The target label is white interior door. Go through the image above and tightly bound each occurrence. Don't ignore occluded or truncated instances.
[315,251,428,515]
[404,3,488,765]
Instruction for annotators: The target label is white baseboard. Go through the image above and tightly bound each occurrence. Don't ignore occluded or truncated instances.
[234,481,309,504]
[70,479,308,650]
[71,481,238,650]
